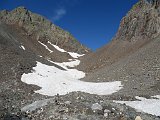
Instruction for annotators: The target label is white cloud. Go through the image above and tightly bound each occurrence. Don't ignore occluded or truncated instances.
[52,8,66,22]
[51,0,79,22]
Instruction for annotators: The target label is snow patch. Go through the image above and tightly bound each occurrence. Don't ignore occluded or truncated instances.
[152,95,160,99]
[48,59,80,69]
[114,96,160,116]
[20,45,25,50]
[48,41,84,58]
[21,61,122,96]
[68,52,84,58]
[48,41,66,52]
[38,55,43,58]
[38,41,53,53]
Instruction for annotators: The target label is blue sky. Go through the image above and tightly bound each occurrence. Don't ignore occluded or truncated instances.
[0,0,138,50]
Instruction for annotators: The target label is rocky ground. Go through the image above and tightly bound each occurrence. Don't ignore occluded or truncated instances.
[1,0,160,120]
[2,91,160,120]
[78,0,160,73]
[81,35,160,97]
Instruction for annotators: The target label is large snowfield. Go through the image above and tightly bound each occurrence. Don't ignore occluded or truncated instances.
[21,41,122,96]
[21,60,122,96]
[21,42,160,117]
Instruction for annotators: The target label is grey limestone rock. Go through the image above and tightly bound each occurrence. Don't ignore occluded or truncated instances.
[0,6,90,54]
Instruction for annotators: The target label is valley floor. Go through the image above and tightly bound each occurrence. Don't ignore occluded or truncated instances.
[0,23,160,120]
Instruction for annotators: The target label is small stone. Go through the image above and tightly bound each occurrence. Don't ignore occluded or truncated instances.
[64,101,71,105]
[59,107,69,113]
[65,108,69,113]
[100,100,104,103]
[135,116,142,120]
[91,103,103,111]
[103,109,111,118]
[112,108,115,111]
[62,115,68,120]
[22,118,29,120]
[104,109,111,113]
[119,112,122,115]
[155,118,160,120]
[104,113,108,118]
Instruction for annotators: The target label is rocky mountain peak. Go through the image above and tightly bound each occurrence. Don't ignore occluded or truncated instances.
[12,6,28,13]
[78,0,160,73]
[14,6,27,10]
[115,0,160,42]
[0,7,90,54]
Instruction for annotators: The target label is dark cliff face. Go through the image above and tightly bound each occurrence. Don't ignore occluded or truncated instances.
[0,7,90,54]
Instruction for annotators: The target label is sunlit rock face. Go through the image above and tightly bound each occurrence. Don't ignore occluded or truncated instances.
[78,0,160,73]
[116,0,160,42]
[0,7,90,54]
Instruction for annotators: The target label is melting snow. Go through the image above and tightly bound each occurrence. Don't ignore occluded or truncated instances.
[20,45,25,50]
[48,41,84,58]
[38,55,43,58]
[38,41,53,53]
[114,96,160,116]
[22,41,121,96]
[152,95,160,99]
[68,52,84,58]
[48,41,66,52]
[21,60,122,96]
[48,59,80,69]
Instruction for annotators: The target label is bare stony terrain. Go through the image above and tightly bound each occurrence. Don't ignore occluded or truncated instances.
[81,35,160,97]
[79,0,160,72]
[77,1,160,98]
[0,0,160,120]
[79,0,160,97]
